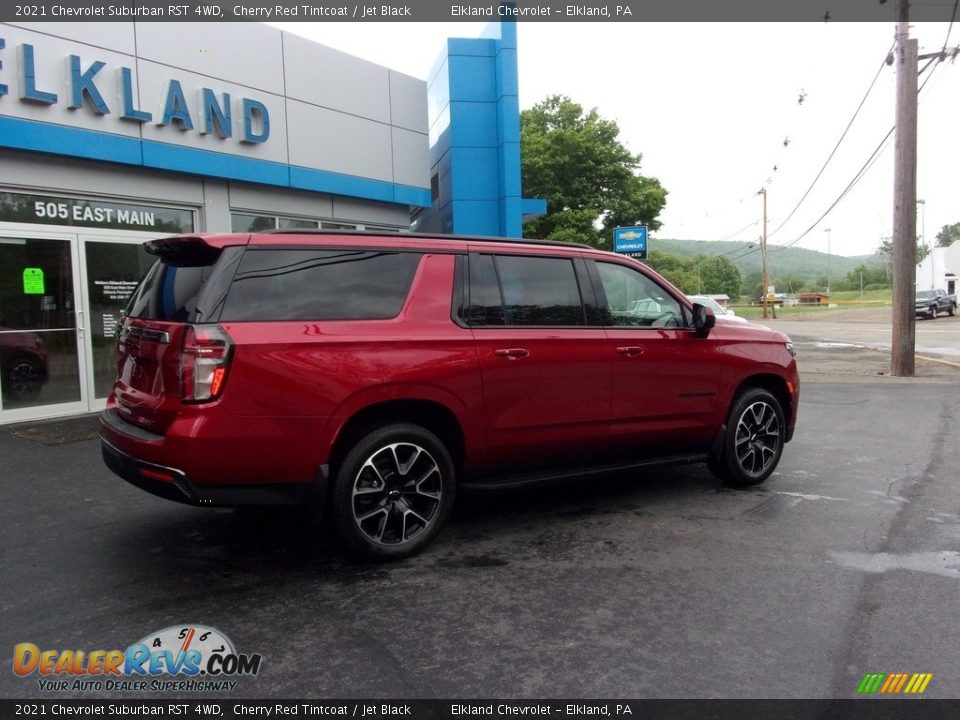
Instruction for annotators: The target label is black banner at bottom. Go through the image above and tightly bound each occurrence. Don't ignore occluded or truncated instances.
[2,700,960,720]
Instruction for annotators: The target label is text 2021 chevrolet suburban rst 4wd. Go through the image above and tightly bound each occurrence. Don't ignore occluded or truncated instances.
[100,231,799,559]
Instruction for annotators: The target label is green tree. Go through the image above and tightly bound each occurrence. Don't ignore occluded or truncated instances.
[644,249,697,293]
[774,273,807,294]
[936,222,960,248]
[842,263,889,291]
[521,95,667,248]
[876,236,930,265]
[698,256,742,298]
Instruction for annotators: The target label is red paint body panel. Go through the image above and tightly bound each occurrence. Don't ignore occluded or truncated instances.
[100,232,800,502]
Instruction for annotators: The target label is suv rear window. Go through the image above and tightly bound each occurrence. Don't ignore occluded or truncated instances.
[125,259,219,322]
[220,249,422,321]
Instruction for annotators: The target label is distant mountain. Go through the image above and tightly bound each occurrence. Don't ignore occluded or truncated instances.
[651,238,883,283]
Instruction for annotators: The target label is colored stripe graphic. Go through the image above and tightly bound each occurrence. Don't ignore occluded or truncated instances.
[857,673,885,694]
[857,672,932,694]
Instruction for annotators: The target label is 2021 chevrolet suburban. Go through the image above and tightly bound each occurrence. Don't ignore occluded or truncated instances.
[100,231,799,559]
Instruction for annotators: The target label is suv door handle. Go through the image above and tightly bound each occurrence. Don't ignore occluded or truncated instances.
[616,346,644,357]
[494,348,529,360]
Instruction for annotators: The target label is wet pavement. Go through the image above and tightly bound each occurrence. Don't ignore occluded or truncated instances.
[2,376,960,699]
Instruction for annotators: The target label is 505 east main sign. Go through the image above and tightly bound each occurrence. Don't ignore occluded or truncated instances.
[0,37,270,144]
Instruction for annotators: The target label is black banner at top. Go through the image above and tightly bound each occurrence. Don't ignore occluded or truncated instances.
[1,0,956,22]
[2,700,960,720]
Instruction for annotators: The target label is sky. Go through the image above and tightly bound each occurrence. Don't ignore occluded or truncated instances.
[269,21,959,258]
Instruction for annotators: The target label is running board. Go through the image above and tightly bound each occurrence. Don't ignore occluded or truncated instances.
[460,453,710,491]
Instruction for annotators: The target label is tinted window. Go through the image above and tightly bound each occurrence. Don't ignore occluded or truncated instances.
[467,254,505,326]
[220,249,421,321]
[596,262,684,328]
[494,255,585,326]
[231,213,275,232]
[126,260,218,322]
[278,217,319,229]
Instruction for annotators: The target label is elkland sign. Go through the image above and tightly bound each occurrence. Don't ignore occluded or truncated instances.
[0,25,432,207]
[0,37,270,144]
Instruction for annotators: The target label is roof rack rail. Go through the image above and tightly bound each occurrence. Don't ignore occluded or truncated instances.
[261,228,594,250]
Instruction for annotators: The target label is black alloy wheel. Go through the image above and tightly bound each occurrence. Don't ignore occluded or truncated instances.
[332,424,455,560]
[711,387,786,488]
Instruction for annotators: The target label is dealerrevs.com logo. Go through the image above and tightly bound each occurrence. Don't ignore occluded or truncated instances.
[13,625,262,693]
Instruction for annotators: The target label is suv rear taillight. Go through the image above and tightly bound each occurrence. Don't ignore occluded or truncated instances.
[180,325,233,403]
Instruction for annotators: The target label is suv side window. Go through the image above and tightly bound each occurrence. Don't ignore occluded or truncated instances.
[467,254,506,326]
[220,248,421,321]
[468,254,586,327]
[595,261,685,328]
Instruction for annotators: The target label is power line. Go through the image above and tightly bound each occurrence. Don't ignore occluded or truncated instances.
[773,125,895,252]
[713,220,759,243]
[944,0,959,50]
[732,52,948,262]
[767,42,895,239]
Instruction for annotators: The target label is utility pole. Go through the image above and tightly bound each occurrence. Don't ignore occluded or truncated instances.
[891,0,918,377]
[759,188,770,320]
[824,227,832,295]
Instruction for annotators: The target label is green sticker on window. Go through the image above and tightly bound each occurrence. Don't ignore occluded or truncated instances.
[23,268,45,295]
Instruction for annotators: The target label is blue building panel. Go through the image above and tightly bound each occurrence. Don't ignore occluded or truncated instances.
[452,200,501,236]
[446,38,496,58]
[494,46,519,98]
[0,115,142,166]
[498,140,522,198]
[447,55,498,103]
[450,147,499,200]
[143,141,290,187]
[419,19,544,239]
[496,99,521,148]
[449,101,499,148]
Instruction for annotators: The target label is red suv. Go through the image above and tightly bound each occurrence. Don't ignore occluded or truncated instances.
[100,231,799,559]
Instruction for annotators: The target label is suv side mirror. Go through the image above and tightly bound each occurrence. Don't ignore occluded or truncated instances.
[692,303,716,336]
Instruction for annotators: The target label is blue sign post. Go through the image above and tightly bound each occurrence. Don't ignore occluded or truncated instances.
[613,226,648,258]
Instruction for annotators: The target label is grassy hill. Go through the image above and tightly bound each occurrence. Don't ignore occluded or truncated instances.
[652,238,884,286]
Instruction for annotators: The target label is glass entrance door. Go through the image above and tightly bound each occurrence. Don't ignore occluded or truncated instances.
[0,233,86,419]
[79,236,155,402]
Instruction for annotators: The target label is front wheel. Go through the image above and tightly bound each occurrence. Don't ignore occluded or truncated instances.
[710,388,786,488]
[949,303,956,317]
[331,424,456,560]
[930,306,938,320]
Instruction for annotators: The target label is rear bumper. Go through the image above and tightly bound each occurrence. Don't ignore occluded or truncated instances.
[100,409,321,507]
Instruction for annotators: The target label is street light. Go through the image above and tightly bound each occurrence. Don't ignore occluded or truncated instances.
[823,228,831,295]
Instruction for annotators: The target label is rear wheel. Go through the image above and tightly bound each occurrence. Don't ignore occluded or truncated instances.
[331,423,455,560]
[710,388,785,488]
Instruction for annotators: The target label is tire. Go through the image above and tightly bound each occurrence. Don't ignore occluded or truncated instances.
[949,303,956,317]
[930,305,938,320]
[5,357,43,401]
[330,423,456,560]
[712,388,786,488]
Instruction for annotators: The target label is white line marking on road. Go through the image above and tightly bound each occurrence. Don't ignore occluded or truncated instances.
[828,550,960,578]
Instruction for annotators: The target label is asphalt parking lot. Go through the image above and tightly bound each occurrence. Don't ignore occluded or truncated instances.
[2,360,960,699]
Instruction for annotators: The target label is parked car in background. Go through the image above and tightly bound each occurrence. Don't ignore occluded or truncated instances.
[686,295,749,324]
[915,289,957,319]
[100,231,800,560]
[0,328,49,402]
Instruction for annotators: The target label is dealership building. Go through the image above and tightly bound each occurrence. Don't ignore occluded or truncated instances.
[0,20,542,424]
